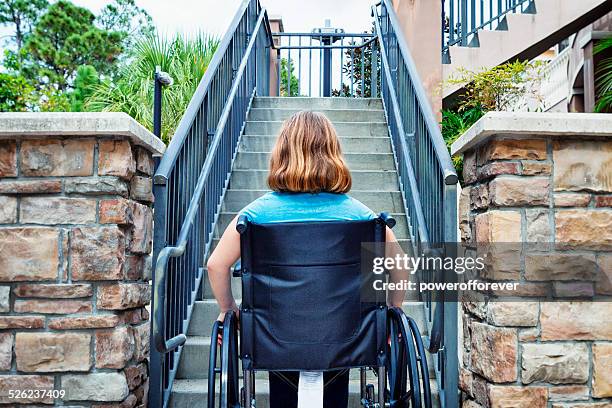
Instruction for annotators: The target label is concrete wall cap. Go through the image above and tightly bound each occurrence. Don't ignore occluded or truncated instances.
[0,112,165,155]
[451,111,612,156]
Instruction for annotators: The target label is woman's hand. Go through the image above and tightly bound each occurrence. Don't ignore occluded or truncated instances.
[216,303,240,345]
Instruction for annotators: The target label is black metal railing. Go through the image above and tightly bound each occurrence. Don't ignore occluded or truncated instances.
[149,0,272,405]
[442,0,534,59]
[272,32,379,97]
[374,1,459,407]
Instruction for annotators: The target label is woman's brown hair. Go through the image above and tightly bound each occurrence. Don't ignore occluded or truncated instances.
[267,111,352,193]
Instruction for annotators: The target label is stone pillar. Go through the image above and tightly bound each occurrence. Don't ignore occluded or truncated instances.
[451,112,612,407]
[268,16,284,97]
[0,113,164,406]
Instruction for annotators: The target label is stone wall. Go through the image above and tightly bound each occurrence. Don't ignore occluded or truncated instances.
[451,112,612,408]
[0,113,164,406]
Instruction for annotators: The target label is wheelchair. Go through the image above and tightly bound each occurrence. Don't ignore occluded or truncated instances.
[208,213,432,408]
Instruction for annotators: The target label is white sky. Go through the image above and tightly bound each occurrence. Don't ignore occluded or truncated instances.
[0,0,375,43]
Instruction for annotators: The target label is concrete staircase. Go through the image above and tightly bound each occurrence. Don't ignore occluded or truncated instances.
[443,0,612,99]
[169,97,438,407]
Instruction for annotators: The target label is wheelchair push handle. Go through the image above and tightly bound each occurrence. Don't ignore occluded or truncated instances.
[379,212,396,229]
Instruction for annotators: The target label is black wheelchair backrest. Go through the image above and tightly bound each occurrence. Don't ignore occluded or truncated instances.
[236,214,393,371]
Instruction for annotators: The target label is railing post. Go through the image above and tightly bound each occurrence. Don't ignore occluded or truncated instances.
[443,182,459,408]
[460,0,468,46]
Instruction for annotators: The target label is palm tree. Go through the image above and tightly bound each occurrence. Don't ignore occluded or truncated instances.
[86,33,219,142]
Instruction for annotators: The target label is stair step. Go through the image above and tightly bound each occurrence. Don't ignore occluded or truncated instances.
[213,211,409,239]
[253,97,383,110]
[234,152,396,171]
[240,135,392,153]
[248,108,386,122]
[245,121,388,137]
[170,377,439,408]
[229,169,399,191]
[222,190,406,214]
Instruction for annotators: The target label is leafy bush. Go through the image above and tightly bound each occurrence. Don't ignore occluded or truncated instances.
[86,33,219,142]
[594,37,612,113]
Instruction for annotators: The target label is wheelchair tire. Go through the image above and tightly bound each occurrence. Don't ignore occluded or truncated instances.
[387,307,432,408]
[208,312,240,408]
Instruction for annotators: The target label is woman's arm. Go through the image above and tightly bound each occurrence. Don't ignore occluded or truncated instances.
[206,215,241,321]
[386,226,409,308]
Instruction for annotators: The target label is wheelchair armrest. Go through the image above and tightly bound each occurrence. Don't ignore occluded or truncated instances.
[379,212,396,229]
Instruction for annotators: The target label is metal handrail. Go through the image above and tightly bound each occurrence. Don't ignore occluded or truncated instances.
[149,1,271,406]
[442,0,533,56]
[374,1,458,406]
[153,8,268,353]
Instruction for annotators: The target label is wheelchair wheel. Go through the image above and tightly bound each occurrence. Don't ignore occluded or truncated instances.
[387,307,432,408]
[208,312,240,408]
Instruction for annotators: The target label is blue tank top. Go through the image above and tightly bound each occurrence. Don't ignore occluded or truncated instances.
[239,192,376,223]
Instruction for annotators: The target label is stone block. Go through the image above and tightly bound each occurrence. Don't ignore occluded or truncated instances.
[132,322,150,362]
[518,327,540,342]
[13,283,92,298]
[0,316,45,329]
[470,322,517,382]
[124,363,147,391]
[49,315,120,330]
[475,210,521,242]
[555,210,612,250]
[100,198,133,225]
[0,286,9,312]
[98,140,136,180]
[596,254,612,295]
[136,147,154,175]
[525,209,551,242]
[130,176,153,202]
[487,385,547,408]
[463,151,477,184]
[0,195,17,223]
[70,226,125,281]
[548,385,589,402]
[97,283,150,310]
[0,227,58,281]
[125,256,143,280]
[478,139,547,164]
[0,179,62,194]
[14,299,91,314]
[0,375,54,404]
[521,161,551,176]
[540,302,612,340]
[478,161,520,180]
[62,373,129,402]
[525,253,598,281]
[64,176,129,196]
[21,138,95,176]
[459,186,472,242]
[553,282,594,298]
[489,177,549,207]
[15,332,91,372]
[521,343,589,384]
[486,302,538,327]
[553,140,612,193]
[129,202,152,254]
[96,327,134,369]
[0,333,13,370]
[592,343,612,397]
[0,140,17,177]
[554,193,591,207]
[470,184,489,210]
[20,197,96,225]
[594,195,612,207]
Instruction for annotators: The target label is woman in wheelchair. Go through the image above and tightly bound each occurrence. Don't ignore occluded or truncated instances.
[207,111,427,408]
